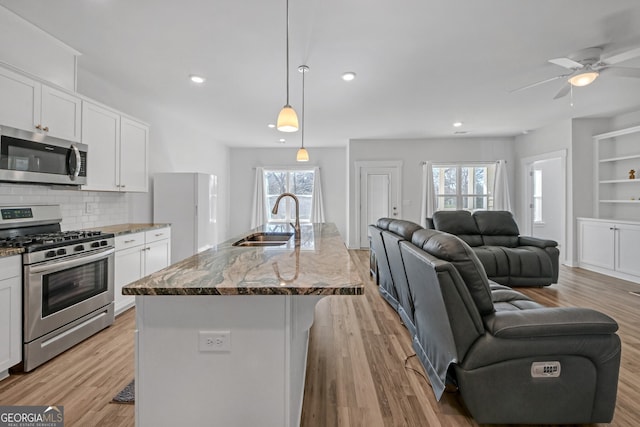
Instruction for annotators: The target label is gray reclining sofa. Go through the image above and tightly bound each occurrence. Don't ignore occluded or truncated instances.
[369,218,620,424]
[430,210,559,286]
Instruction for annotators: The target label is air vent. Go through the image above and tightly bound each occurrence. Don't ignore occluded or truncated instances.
[531,361,561,378]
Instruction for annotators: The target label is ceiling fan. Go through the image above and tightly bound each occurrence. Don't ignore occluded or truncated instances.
[511,46,640,99]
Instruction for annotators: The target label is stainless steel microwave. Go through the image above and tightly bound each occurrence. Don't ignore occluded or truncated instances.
[0,125,87,186]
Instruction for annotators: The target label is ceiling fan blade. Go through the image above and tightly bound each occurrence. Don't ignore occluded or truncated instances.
[603,66,640,78]
[553,84,571,99]
[601,46,640,65]
[509,75,567,93]
[549,57,583,69]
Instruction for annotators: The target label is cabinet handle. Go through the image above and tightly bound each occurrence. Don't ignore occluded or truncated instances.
[124,239,136,244]
[155,233,164,237]
[120,185,126,188]
[35,124,42,130]
[43,126,49,132]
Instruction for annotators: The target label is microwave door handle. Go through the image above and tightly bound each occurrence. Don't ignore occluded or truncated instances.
[28,248,115,274]
[69,144,81,179]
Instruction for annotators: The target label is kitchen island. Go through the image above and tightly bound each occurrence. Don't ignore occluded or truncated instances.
[123,222,362,427]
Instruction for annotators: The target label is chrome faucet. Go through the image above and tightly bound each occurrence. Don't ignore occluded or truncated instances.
[271,192,301,240]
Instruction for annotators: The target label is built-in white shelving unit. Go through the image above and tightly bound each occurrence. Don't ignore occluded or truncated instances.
[594,125,640,219]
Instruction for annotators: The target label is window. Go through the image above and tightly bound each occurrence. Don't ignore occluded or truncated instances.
[432,163,496,211]
[264,169,315,223]
[533,169,543,223]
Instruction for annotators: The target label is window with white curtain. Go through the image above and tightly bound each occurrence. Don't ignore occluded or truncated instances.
[264,169,315,223]
[432,163,496,211]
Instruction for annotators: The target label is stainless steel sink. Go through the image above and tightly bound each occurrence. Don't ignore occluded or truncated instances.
[232,232,294,247]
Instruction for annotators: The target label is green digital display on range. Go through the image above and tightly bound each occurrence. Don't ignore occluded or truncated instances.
[1,208,33,220]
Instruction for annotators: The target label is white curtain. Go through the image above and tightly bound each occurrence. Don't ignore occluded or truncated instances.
[250,167,267,228]
[311,167,326,222]
[420,161,436,227]
[493,160,512,211]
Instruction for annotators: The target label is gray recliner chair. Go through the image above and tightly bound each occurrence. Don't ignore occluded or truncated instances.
[400,228,620,424]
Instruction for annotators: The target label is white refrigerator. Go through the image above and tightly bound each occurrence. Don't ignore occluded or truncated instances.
[153,172,218,264]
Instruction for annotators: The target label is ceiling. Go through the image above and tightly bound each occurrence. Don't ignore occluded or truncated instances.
[2,0,640,148]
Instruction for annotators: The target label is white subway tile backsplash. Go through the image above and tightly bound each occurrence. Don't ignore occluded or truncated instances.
[0,183,129,230]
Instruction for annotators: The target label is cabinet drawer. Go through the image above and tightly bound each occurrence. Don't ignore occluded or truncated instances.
[0,256,21,281]
[115,232,145,249]
[145,227,171,244]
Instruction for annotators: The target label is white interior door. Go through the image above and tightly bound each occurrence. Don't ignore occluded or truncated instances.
[524,153,565,262]
[359,166,400,248]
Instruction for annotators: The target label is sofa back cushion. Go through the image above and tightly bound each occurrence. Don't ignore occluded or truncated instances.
[412,229,495,316]
[376,217,394,231]
[388,219,423,240]
[432,210,483,247]
[473,211,519,247]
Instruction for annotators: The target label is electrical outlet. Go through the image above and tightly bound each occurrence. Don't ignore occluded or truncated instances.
[198,331,231,352]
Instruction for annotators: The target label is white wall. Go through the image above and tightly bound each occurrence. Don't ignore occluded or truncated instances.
[228,147,347,240]
[347,137,515,248]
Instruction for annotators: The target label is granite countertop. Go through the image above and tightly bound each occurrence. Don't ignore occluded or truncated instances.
[85,223,171,236]
[123,222,363,296]
[0,247,24,258]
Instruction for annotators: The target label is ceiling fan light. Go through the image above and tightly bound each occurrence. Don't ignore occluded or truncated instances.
[277,105,299,132]
[568,71,599,87]
[296,147,309,162]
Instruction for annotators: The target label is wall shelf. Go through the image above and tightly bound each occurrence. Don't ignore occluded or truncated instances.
[599,200,640,204]
[599,179,640,184]
[600,154,640,163]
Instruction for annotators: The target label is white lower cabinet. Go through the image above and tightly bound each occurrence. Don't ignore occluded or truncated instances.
[578,218,640,283]
[114,227,171,315]
[0,256,22,380]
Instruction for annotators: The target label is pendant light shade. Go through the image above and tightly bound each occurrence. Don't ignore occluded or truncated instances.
[277,105,299,132]
[296,147,309,162]
[297,65,309,162]
[277,0,298,132]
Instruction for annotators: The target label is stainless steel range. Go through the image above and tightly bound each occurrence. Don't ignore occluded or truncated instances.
[0,205,115,372]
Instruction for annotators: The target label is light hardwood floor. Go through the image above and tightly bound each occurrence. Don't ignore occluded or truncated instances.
[1,250,639,426]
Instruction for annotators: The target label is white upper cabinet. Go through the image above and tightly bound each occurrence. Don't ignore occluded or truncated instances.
[40,84,82,141]
[120,117,149,192]
[81,101,149,192]
[0,66,81,141]
[81,101,120,192]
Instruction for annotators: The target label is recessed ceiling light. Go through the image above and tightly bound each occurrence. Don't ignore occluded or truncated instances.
[279,138,286,143]
[453,121,463,127]
[189,75,206,84]
[268,124,276,128]
[341,72,356,82]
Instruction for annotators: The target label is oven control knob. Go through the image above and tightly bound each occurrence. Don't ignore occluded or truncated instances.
[57,248,67,256]
[91,241,100,248]
[45,250,56,258]
[75,245,85,252]
[100,240,108,247]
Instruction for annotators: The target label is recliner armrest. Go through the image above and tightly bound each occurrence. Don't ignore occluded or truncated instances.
[518,235,557,248]
[484,307,618,338]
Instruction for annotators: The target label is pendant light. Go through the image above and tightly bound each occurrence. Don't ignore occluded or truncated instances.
[297,65,309,162]
[277,0,299,132]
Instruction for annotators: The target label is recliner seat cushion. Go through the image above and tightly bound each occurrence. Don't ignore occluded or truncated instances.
[432,210,483,247]
[502,246,554,280]
[472,246,509,285]
[412,229,494,315]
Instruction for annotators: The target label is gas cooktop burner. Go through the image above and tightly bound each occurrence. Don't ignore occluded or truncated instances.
[0,230,113,252]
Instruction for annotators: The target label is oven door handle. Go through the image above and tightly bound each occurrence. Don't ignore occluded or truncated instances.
[28,248,115,274]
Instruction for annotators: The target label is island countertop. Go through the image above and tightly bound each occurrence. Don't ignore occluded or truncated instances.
[122,222,363,296]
